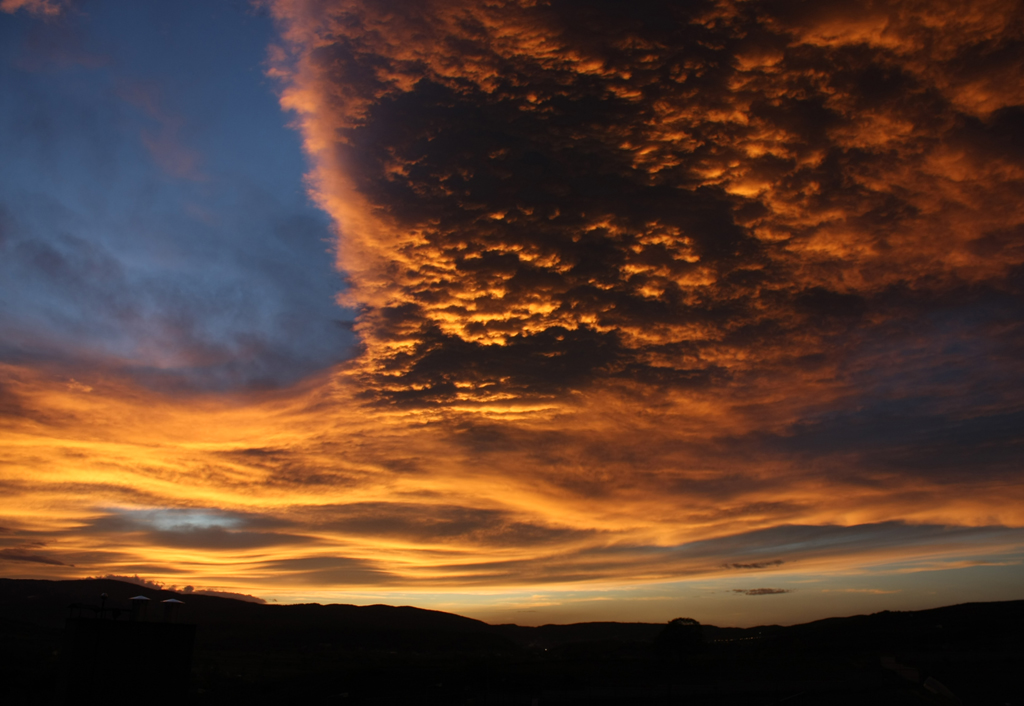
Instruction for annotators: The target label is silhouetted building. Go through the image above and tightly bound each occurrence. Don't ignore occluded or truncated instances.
[61,594,196,705]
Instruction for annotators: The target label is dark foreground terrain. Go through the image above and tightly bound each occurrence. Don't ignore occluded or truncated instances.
[1,578,1021,705]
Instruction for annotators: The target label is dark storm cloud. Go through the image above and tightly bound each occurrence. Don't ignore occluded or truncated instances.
[263,0,1024,563]
[273,0,1024,413]
[757,404,1024,479]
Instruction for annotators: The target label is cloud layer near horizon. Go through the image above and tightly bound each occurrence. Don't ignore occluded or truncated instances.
[2,0,1023,619]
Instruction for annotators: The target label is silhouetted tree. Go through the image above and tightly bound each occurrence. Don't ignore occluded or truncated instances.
[655,617,703,654]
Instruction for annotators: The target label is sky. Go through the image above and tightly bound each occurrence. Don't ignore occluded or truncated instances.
[0,0,1022,627]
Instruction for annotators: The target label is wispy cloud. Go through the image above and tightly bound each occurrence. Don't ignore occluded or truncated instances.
[725,561,785,570]
[117,81,206,181]
[0,547,68,566]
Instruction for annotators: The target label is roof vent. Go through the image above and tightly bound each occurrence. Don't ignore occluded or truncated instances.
[161,598,185,623]
[129,595,151,622]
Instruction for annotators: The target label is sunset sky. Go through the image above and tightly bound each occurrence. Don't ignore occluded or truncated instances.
[1,0,1022,627]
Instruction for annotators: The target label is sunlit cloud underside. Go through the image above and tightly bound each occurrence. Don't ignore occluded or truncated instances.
[2,0,1023,624]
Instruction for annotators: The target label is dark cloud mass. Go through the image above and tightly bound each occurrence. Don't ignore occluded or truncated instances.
[734,588,791,595]
[215,0,1024,602]
[273,0,1024,414]
[726,560,785,570]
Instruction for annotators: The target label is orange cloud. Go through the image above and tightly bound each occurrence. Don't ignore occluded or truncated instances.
[2,0,1023,620]
[0,0,70,16]
[2,356,1023,603]
[264,0,1024,413]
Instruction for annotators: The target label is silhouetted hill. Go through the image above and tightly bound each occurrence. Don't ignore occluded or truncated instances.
[2,577,1022,704]
[4,577,1021,647]
[743,599,1024,652]
[0,577,490,633]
